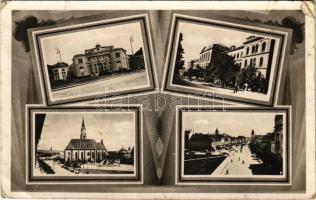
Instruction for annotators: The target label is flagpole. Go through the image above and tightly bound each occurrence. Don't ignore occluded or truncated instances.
[130,36,134,55]
[56,48,62,63]
[130,36,134,70]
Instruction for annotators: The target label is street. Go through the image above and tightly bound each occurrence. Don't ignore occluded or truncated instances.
[180,79,268,101]
[212,145,263,176]
[51,70,149,101]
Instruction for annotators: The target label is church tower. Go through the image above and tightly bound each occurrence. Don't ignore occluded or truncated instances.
[80,117,87,140]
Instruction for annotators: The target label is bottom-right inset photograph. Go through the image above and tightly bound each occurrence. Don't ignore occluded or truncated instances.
[176,106,291,185]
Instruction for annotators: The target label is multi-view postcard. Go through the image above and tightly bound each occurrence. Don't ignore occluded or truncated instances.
[2,2,314,199]
[28,14,157,105]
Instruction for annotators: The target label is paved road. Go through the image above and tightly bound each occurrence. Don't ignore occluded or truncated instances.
[52,71,149,101]
[212,145,263,176]
[180,79,267,101]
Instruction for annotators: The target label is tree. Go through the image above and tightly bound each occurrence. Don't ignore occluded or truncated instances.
[174,33,185,78]
[238,65,257,89]
[205,51,239,87]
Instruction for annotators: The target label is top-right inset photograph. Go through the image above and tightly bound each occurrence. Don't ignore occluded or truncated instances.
[163,14,292,106]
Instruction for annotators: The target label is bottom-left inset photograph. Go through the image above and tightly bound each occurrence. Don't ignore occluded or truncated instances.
[26,105,143,184]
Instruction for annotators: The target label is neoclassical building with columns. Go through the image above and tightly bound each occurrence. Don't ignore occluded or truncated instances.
[64,117,106,163]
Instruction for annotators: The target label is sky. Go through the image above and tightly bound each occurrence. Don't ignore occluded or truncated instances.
[176,21,269,67]
[37,112,135,151]
[41,21,144,65]
[182,112,282,137]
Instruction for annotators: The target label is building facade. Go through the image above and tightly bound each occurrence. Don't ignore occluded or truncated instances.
[226,36,275,78]
[64,117,106,163]
[71,44,130,78]
[47,62,69,81]
[187,36,275,79]
[271,115,283,156]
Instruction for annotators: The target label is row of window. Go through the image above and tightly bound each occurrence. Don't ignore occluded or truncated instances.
[233,51,243,59]
[84,53,122,62]
[232,41,267,59]
[53,71,67,80]
[244,56,264,67]
[246,41,267,56]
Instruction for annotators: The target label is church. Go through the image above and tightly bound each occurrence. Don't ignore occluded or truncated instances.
[64,117,107,163]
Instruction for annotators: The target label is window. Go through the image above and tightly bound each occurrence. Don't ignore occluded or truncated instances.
[237,53,239,59]
[255,44,259,53]
[241,52,243,57]
[262,42,266,52]
[115,53,120,58]
[246,47,250,55]
[62,71,66,79]
[253,58,256,67]
[117,61,121,63]
[259,57,264,66]
[252,45,256,53]
[244,59,247,66]
[78,58,83,63]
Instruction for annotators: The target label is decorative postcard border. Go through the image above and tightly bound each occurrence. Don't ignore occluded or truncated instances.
[28,13,158,106]
[162,13,292,107]
[175,105,292,185]
[25,104,143,185]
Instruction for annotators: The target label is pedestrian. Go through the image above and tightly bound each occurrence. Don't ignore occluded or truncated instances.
[234,84,238,93]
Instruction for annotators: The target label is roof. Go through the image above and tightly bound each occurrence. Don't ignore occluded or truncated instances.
[47,62,69,69]
[243,36,264,44]
[96,142,106,150]
[65,139,105,150]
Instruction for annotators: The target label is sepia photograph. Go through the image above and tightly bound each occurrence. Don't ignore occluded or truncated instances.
[26,105,142,184]
[176,106,291,184]
[164,14,290,106]
[29,14,156,105]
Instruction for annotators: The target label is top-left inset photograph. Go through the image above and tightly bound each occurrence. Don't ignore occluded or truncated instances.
[28,13,157,105]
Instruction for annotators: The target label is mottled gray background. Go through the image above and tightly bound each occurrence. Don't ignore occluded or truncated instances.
[11,10,305,193]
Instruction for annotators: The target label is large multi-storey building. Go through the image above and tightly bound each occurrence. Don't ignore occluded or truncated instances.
[72,44,130,78]
[187,36,275,79]
[226,36,275,79]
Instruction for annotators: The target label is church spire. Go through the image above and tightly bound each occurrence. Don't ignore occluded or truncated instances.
[82,117,85,129]
[80,117,86,140]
